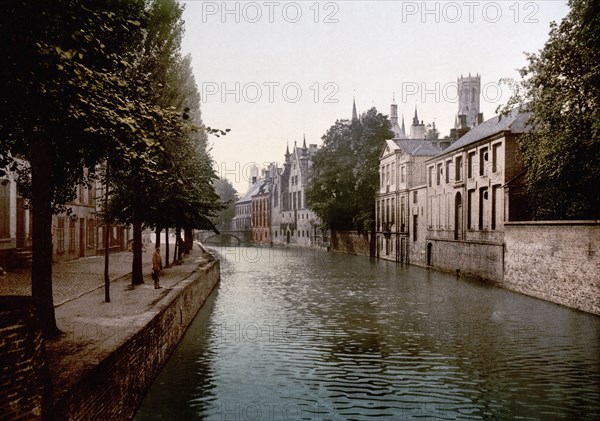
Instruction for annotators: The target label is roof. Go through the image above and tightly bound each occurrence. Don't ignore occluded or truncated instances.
[381,138,445,158]
[438,106,531,156]
[236,178,269,204]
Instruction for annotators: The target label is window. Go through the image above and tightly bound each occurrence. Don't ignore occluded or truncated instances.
[401,165,406,183]
[68,219,76,251]
[400,197,406,232]
[391,198,395,225]
[492,143,501,173]
[436,163,442,185]
[455,156,463,182]
[467,152,475,179]
[428,166,434,187]
[479,187,488,230]
[467,190,475,229]
[56,217,65,253]
[87,218,95,247]
[391,164,395,185]
[413,190,418,204]
[445,160,452,183]
[381,167,384,188]
[479,147,488,176]
[491,185,501,230]
[413,215,418,241]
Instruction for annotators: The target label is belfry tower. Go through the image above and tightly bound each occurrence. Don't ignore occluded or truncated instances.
[455,73,483,129]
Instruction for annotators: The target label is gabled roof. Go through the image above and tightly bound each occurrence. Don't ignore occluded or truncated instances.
[236,178,268,204]
[438,106,531,156]
[380,138,445,159]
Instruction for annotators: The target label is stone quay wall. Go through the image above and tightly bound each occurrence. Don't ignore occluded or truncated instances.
[504,221,600,315]
[425,238,505,283]
[52,256,220,420]
[0,296,51,420]
[329,230,374,257]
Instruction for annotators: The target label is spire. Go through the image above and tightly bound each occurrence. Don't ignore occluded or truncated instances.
[285,143,290,157]
[352,93,358,121]
[413,106,419,125]
[302,134,307,149]
[401,115,406,135]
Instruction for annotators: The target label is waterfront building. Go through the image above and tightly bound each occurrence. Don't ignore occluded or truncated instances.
[270,139,321,246]
[251,173,272,244]
[232,176,263,232]
[375,100,446,263]
[424,106,530,279]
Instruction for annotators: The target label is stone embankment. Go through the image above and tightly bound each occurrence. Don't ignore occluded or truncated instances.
[0,243,220,420]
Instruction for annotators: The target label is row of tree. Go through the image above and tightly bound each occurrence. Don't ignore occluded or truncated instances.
[0,0,225,337]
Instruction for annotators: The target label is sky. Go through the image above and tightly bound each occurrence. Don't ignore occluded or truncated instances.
[179,0,570,195]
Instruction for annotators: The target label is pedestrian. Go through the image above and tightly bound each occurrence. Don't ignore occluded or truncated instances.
[152,247,162,289]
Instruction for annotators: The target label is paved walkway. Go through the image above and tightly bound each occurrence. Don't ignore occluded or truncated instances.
[41,244,216,405]
[0,243,178,305]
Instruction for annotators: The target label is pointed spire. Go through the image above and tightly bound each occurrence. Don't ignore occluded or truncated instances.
[285,143,290,157]
[352,93,358,121]
[401,114,406,135]
[303,134,307,149]
[413,106,419,125]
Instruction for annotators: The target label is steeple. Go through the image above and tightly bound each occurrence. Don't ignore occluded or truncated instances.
[401,115,406,135]
[390,93,398,126]
[413,106,419,125]
[302,134,307,149]
[352,94,358,121]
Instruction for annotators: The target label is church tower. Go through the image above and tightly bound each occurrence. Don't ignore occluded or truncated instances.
[410,107,426,139]
[390,94,407,139]
[455,73,483,129]
[352,96,358,121]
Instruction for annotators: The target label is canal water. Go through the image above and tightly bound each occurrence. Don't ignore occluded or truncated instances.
[136,246,600,420]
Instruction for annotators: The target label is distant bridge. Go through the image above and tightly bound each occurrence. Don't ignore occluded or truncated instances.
[196,230,250,244]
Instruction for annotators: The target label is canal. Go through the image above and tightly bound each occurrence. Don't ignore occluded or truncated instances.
[136,246,600,420]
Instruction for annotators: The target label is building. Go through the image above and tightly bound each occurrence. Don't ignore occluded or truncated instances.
[232,177,263,232]
[270,139,321,246]
[423,106,530,279]
[375,100,447,263]
[251,174,271,244]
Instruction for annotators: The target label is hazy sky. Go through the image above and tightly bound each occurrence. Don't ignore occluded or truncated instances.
[180,0,570,194]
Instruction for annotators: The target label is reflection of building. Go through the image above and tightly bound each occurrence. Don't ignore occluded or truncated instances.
[270,139,321,246]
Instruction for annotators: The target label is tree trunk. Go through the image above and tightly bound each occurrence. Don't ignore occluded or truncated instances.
[177,228,184,261]
[104,163,110,303]
[131,219,143,285]
[164,227,170,268]
[155,227,161,248]
[173,227,180,263]
[30,135,60,337]
[184,228,193,254]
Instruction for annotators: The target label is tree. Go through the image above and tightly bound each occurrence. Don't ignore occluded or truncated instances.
[501,0,600,219]
[212,178,239,230]
[0,0,151,336]
[306,108,394,232]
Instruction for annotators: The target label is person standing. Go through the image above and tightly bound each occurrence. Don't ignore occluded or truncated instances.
[152,246,162,289]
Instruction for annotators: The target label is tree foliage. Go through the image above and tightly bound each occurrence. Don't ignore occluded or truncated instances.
[306,108,394,232]
[501,0,600,219]
[0,0,225,334]
[212,178,239,230]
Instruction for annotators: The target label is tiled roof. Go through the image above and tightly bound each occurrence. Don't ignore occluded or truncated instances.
[437,107,531,156]
[236,179,267,204]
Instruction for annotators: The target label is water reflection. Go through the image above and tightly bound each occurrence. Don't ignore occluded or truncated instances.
[136,246,600,420]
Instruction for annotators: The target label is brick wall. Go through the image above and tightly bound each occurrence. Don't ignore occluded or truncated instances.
[330,230,374,257]
[51,256,221,420]
[0,296,51,420]
[504,222,600,315]
[425,238,504,283]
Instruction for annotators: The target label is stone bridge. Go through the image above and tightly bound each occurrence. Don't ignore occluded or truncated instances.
[196,230,250,244]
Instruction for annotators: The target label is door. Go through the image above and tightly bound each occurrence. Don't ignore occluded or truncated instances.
[454,192,463,240]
